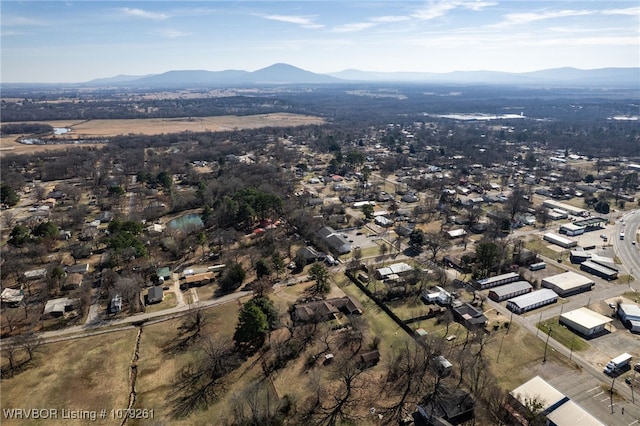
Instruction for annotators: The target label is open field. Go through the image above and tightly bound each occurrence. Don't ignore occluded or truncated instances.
[0,113,324,156]
[1,330,137,426]
[0,134,106,155]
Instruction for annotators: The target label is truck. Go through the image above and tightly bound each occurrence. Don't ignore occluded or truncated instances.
[604,353,632,375]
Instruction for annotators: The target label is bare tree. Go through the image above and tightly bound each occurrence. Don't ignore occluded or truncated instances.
[15,331,43,362]
[424,232,451,261]
[169,337,240,418]
[312,357,366,426]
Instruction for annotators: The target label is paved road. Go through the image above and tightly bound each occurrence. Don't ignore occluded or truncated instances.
[615,210,640,278]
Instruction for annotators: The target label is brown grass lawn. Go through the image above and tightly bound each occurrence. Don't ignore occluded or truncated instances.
[132,301,241,426]
[1,113,324,157]
[482,322,580,391]
[0,134,106,155]
[1,330,137,426]
[144,292,177,314]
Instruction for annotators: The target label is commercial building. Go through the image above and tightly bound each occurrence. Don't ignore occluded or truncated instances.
[317,226,352,255]
[507,376,605,426]
[488,281,533,302]
[580,260,618,280]
[543,232,578,249]
[507,289,558,314]
[559,307,613,337]
[546,400,605,426]
[541,271,594,297]
[509,376,568,416]
[542,200,588,217]
[473,272,520,290]
[618,303,640,331]
[559,223,585,236]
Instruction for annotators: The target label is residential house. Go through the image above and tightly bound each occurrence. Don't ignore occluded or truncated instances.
[292,295,363,325]
[146,286,164,304]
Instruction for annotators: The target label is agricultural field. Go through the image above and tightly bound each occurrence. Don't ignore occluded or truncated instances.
[0,113,324,156]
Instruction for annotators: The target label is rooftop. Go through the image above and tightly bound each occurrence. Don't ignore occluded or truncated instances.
[560,307,613,330]
[542,271,594,290]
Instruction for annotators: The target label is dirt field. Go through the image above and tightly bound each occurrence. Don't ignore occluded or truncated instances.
[0,113,324,156]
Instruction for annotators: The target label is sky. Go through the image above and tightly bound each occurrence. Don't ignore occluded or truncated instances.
[1,0,639,83]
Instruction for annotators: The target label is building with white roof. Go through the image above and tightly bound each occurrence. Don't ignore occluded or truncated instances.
[473,272,520,290]
[618,303,640,331]
[508,376,605,426]
[509,376,568,415]
[507,289,558,314]
[559,307,613,336]
[541,271,594,297]
[488,281,532,302]
[376,262,413,280]
[546,400,605,426]
[543,232,578,249]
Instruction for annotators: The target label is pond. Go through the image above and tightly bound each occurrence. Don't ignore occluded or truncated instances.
[168,213,204,230]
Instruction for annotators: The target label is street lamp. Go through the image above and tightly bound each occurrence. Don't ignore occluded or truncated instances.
[543,326,552,363]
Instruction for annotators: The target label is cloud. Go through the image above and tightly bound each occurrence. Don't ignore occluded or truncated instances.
[121,8,168,20]
[333,22,377,33]
[152,29,190,39]
[260,14,323,29]
[602,7,640,16]
[2,16,47,26]
[412,0,497,20]
[371,15,412,23]
[498,9,595,26]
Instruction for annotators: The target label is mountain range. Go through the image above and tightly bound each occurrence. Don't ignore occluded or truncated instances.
[37,63,640,88]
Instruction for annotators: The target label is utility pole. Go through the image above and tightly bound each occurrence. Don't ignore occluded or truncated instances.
[543,326,552,363]
[610,375,617,414]
[569,333,575,361]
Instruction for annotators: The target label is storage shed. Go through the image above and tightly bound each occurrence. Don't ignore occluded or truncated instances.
[543,233,578,249]
[580,260,618,280]
[473,272,520,290]
[559,307,613,337]
[507,289,558,314]
[488,281,533,302]
[541,271,594,297]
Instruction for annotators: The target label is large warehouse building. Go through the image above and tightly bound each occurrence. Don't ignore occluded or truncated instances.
[507,289,558,314]
[542,272,594,297]
[559,307,613,337]
[488,281,533,302]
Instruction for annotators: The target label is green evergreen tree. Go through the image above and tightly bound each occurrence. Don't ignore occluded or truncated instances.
[234,302,268,353]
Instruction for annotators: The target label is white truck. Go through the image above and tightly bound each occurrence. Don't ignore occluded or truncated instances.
[604,353,632,375]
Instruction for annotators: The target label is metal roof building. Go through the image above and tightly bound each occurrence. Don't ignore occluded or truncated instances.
[546,400,605,426]
[473,272,520,290]
[543,232,578,249]
[509,376,568,415]
[488,281,533,302]
[580,260,618,280]
[507,289,558,314]
[541,272,594,297]
[559,307,613,337]
[619,303,640,323]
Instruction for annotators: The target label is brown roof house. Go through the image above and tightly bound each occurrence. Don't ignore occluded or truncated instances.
[292,295,363,326]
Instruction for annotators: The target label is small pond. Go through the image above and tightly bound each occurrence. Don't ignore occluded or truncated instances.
[168,213,204,230]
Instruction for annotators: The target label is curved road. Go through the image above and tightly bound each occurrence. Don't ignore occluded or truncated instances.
[615,209,640,279]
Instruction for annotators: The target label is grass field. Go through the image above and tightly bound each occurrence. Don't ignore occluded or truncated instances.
[0,113,324,156]
[536,317,590,352]
[1,330,137,426]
